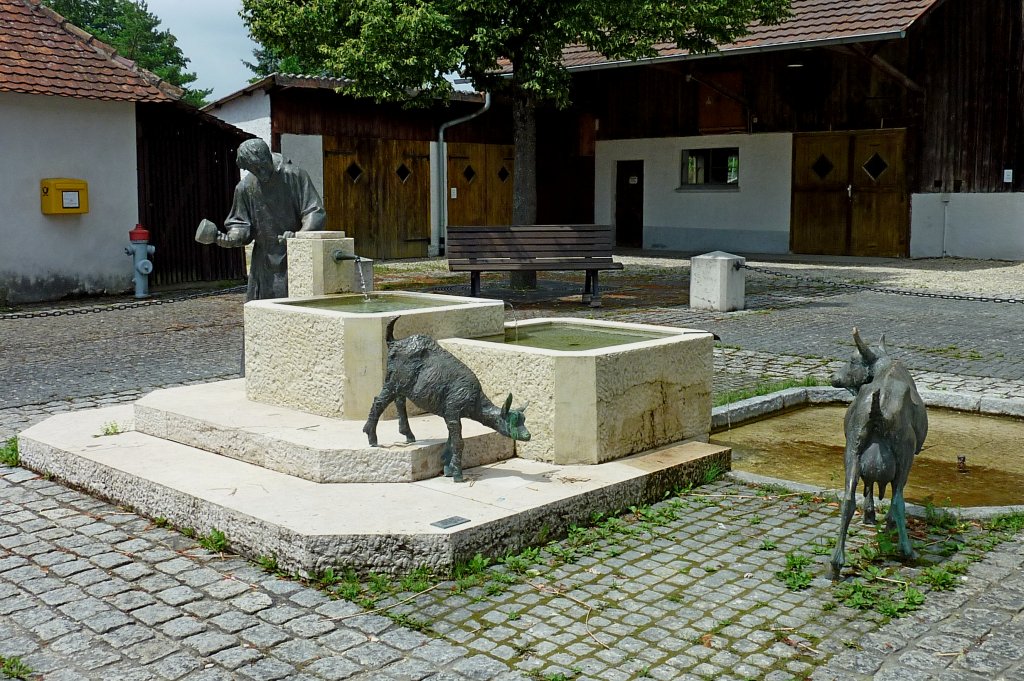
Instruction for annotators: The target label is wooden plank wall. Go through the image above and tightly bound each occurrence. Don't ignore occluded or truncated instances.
[911,0,1024,193]
[323,137,432,259]
[135,103,249,286]
[271,89,512,146]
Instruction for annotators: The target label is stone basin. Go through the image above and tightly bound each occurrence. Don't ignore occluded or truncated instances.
[712,386,1024,512]
[440,318,714,465]
[244,291,504,419]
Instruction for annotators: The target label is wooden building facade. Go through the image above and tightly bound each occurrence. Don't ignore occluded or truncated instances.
[208,78,516,260]
[542,0,1024,259]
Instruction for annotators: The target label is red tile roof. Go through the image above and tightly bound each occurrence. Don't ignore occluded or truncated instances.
[0,0,181,101]
[558,0,943,71]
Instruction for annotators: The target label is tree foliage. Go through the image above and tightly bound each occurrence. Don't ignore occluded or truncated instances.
[241,0,791,223]
[241,0,789,107]
[43,0,211,107]
[242,45,322,82]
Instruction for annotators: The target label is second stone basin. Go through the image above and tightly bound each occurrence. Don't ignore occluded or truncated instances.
[440,318,714,464]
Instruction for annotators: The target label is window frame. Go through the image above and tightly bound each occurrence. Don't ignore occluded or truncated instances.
[677,146,740,192]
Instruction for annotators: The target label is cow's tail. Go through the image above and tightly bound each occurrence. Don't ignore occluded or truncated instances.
[385,316,401,345]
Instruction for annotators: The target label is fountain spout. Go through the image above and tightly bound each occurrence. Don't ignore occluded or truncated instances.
[332,250,360,263]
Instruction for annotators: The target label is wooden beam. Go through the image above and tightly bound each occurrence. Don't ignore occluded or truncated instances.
[840,44,925,94]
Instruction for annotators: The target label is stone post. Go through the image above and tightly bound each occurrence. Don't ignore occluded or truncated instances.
[689,251,745,311]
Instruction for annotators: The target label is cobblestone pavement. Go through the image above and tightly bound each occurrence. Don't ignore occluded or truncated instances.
[2,255,1023,680]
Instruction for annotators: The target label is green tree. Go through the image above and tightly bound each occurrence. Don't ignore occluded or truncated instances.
[43,0,211,107]
[242,45,324,82]
[242,0,789,271]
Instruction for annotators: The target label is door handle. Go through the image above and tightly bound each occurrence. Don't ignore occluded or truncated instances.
[847,184,853,199]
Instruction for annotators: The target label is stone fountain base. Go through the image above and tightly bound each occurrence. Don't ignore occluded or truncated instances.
[18,382,730,575]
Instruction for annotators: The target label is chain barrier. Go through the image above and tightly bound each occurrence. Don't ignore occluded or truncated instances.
[0,284,247,321]
[741,264,1024,305]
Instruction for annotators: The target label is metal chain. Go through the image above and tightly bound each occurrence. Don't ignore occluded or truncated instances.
[0,284,247,321]
[742,264,1024,305]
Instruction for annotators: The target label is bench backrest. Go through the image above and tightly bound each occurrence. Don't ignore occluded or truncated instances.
[446,225,615,261]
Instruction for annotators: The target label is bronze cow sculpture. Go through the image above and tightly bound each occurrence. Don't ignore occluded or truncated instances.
[829,328,928,578]
[363,317,531,483]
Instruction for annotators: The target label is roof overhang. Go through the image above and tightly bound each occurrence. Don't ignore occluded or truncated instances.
[563,30,907,74]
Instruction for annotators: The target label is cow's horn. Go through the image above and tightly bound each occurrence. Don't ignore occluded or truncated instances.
[501,393,513,417]
[853,327,876,362]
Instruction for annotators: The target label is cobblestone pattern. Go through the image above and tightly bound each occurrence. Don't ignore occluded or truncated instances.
[0,467,527,681]
[3,261,1024,680]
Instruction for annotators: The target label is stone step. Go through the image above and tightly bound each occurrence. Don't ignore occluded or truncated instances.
[134,380,513,483]
[18,404,731,575]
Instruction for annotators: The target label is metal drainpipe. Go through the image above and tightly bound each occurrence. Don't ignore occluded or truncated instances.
[433,91,492,256]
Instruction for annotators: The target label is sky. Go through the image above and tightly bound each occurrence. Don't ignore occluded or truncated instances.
[146,0,259,102]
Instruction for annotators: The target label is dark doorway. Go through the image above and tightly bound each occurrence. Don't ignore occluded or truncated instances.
[615,160,644,248]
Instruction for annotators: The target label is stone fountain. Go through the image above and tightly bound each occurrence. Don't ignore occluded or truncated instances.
[18,232,728,575]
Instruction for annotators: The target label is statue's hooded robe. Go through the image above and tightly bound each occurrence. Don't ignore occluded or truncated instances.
[224,154,326,300]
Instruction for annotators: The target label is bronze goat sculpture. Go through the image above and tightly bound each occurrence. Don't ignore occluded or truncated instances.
[829,328,928,578]
[363,317,531,482]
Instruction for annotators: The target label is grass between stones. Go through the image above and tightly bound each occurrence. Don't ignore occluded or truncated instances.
[0,655,33,680]
[0,438,18,467]
[713,375,827,407]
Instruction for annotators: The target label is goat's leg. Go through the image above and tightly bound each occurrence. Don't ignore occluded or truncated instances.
[362,387,397,447]
[891,485,917,562]
[862,480,877,525]
[395,397,416,443]
[443,415,465,483]
[830,452,860,579]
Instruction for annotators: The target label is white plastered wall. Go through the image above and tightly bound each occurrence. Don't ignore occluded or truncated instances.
[0,92,140,304]
[595,132,793,254]
[911,193,1024,260]
[208,89,272,145]
[281,134,324,199]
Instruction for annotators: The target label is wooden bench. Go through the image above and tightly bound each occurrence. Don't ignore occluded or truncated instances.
[446,224,623,307]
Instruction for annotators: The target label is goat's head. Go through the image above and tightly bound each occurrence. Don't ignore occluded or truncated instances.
[831,327,889,392]
[500,393,531,442]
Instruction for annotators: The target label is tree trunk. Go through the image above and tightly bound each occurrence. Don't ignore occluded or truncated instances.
[510,87,538,289]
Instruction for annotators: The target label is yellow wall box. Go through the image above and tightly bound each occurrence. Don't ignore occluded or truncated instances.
[41,178,89,215]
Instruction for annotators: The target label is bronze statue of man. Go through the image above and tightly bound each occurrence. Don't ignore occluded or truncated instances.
[198,138,326,300]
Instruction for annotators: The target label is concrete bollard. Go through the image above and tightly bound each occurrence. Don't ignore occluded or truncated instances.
[689,251,745,311]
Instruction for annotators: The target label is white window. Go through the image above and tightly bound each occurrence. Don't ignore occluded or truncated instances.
[680,147,739,189]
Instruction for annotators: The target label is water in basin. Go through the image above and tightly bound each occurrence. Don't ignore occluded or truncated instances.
[481,322,672,351]
[284,294,456,313]
[711,405,1024,508]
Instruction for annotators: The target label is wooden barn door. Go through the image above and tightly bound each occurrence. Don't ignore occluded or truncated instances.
[323,137,430,259]
[791,130,907,257]
[850,131,907,256]
[446,143,514,228]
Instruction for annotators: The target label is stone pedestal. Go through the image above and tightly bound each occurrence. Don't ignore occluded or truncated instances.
[690,251,745,312]
[287,231,372,297]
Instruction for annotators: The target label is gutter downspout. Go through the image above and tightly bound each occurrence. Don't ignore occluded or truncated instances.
[433,92,492,256]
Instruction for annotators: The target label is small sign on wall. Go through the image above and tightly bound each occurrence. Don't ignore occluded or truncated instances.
[1004,169,1014,183]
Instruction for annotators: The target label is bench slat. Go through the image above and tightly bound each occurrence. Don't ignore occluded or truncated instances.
[449,262,623,271]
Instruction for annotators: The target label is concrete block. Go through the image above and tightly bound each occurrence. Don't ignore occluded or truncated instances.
[690,251,745,312]
[441,318,714,465]
[244,292,505,419]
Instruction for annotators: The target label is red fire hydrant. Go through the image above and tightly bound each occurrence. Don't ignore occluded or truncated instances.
[125,224,155,298]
